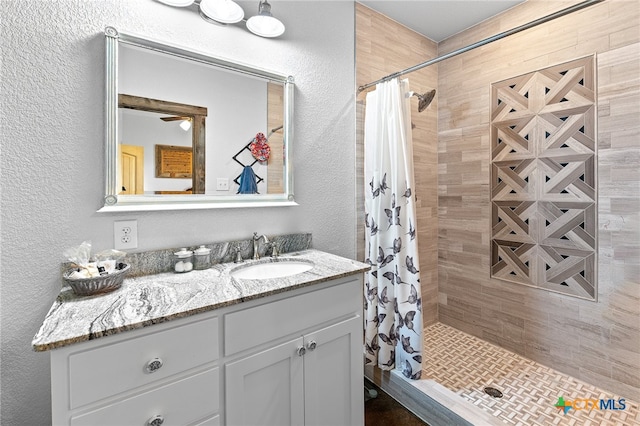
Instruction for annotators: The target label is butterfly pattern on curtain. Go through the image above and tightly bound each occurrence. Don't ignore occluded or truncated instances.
[363,78,423,380]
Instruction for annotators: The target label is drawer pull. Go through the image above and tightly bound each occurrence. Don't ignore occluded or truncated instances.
[296,346,306,357]
[306,340,317,351]
[147,414,164,426]
[145,357,164,373]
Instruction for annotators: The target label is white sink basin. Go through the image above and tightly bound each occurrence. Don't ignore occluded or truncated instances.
[230,260,314,280]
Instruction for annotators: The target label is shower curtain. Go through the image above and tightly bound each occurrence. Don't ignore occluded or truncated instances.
[363,78,423,380]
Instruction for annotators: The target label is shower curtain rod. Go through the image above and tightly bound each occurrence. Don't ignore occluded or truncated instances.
[357,0,604,93]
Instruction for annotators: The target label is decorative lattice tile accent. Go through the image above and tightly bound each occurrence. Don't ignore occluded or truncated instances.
[422,323,640,426]
[490,56,597,300]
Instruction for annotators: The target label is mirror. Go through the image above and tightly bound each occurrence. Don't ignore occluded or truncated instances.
[101,27,295,211]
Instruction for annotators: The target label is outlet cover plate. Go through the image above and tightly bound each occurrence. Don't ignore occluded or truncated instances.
[216,178,229,191]
[114,220,138,250]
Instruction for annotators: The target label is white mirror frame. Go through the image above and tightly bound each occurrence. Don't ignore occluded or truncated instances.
[99,26,296,212]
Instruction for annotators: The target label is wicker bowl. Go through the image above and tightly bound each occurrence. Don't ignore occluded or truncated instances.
[63,264,130,296]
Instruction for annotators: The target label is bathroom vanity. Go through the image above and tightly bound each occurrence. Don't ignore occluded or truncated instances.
[33,250,369,426]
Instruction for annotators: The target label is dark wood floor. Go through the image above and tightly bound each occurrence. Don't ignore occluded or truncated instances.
[364,379,429,426]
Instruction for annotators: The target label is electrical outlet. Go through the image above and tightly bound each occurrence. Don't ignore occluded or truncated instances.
[216,178,229,191]
[114,220,138,250]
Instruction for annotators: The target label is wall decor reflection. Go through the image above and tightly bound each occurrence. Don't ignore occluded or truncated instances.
[490,55,597,300]
[156,144,192,178]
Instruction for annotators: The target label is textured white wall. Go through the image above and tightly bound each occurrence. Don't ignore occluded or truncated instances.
[0,1,355,423]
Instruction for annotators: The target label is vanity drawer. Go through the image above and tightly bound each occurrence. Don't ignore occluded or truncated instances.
[69,316,219,409]
[192,414,220,426]
[224,277,360,355]
[70,367,219,426]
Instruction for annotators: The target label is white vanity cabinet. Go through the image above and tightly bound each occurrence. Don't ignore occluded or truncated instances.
[303,316,362,426]
[48,275,363,426]
[50,314,221,425]
[224,276,363,426]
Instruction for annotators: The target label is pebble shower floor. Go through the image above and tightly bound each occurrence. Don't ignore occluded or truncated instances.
[422,323,640,425]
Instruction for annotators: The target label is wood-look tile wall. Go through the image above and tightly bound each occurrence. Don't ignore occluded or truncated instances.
[437,0,639,400]
[267,82,284,194]
[356,2,439,326]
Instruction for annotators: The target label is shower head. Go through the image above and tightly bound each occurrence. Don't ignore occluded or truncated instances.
[408,89,436,112]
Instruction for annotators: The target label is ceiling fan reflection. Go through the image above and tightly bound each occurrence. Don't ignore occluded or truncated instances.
[160,115,192,131]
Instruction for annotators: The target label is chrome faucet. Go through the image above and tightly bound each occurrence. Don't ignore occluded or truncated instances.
[253,232,269,260]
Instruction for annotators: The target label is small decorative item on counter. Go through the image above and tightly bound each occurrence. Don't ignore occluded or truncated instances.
[64,264,130,296]
[173,248,194,273]
[193,245,211,270]
[62,241,129,296]
[249,132,271,162]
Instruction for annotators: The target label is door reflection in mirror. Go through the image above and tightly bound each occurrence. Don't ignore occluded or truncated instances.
[118,95,207,194]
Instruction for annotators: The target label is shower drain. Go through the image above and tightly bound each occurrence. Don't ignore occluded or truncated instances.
[483,387,503,398]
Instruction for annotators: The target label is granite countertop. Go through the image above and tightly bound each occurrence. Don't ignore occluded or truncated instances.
[32,250,369,352]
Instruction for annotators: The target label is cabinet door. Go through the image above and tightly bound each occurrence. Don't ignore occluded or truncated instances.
[303,315,364,426]
[225,337,304,426]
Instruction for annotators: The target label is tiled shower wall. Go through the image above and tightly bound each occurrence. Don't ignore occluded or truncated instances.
[355,3,439,326]
[437,0,639,400]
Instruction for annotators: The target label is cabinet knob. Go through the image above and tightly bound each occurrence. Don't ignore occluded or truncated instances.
[145,357,164,373]
[296,346,306,356]
[147,414,164,426]
[306,340,317,351]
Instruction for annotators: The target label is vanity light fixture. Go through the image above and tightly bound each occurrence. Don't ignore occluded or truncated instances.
[199,0,244,24]
[246,0,285,38]
[152,0,285,38]
[155,0,195,6]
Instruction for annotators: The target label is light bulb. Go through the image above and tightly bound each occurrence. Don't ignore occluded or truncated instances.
[199,0,244,24]
[154,0,194,7]
[246,0,285,38]
[180,120,192,131]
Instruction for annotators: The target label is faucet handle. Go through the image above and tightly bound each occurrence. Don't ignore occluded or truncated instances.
[233,243,243,263]
[270,242,280,258]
